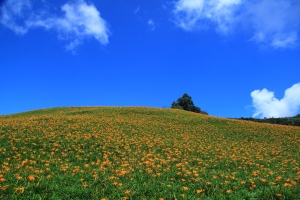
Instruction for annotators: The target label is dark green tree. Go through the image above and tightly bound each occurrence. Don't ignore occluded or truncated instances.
[171,101,183,110]
[294,114,300,118]
[171,93,207,114]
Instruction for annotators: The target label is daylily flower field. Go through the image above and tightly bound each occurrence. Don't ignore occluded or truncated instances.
[0,107,299,199]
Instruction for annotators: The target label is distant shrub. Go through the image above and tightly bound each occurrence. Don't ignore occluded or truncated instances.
[294,114,300,118]
[236,116,300,127]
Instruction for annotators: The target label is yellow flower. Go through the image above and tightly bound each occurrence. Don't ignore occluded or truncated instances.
[113,181,118,186]
[125,190,130,194]
[261,178,267,183]
[196,189,204,194]
[82,183,88,188]
[183,186,189,191]
[0,186,8,191]
[283,183,291,187]
[15,187,25,192]
[27,175,35,181]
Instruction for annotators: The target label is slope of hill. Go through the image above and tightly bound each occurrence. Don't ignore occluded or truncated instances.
[0,107,299,199]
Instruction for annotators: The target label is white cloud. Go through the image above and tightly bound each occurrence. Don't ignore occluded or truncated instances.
[0,0,32,34]
[173,0,204,31]
[148,19,155,30]
[173,0,241,33]
[172,0,300,48]
[251,83,300,118]
[245,0,300,49]
[0,0,110,50]
[54,0,110,49]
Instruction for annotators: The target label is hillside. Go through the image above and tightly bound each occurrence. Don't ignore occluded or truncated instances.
[0,107,300,199]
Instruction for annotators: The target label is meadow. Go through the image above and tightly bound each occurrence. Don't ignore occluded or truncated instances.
[0,107,299,199]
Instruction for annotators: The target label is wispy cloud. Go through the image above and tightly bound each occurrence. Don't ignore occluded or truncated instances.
[173,0,241,33]
[251,83,300,118]
[245,0,300,49]
[148,19,155,30]
[134,6,140,14]
[172,0,300,48]
[0,0,110,50]
[0,0,32,34]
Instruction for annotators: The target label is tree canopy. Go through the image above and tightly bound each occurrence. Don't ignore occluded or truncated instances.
[171,93,208,115]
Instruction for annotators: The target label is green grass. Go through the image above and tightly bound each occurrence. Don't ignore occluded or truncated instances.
[0,107,300,199]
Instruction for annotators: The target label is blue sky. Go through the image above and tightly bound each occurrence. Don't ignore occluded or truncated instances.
[0,0,300,118]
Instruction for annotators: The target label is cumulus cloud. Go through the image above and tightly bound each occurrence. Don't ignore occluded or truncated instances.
[0,0,110,50]
[251,83,300,118]
[172,0,300,48]
[54,0,110,49]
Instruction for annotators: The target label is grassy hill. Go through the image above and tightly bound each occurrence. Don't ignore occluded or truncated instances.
[0,107,299,199]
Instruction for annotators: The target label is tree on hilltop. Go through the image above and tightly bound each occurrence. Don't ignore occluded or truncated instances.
[171,93,208,115]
